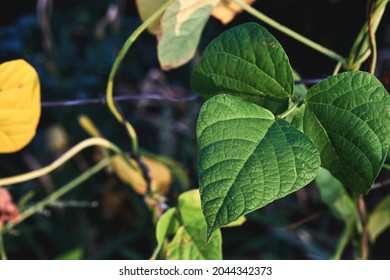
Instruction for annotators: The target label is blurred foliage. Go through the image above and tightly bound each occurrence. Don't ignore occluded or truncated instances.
[0,0,390,259]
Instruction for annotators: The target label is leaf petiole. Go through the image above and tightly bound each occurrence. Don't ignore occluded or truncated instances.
[0,137,131,186]
[0,156,113,235]
[234,0,346,65]
[277,102,299,119]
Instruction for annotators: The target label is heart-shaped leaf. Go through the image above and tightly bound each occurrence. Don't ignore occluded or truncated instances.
[299,71,390,194]
[192,23,293,114]
[197,94,320,239]
[0,59,41,153]
[158,0,219,70]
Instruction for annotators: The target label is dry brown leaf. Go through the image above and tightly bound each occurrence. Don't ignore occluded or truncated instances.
[211,0,256,24]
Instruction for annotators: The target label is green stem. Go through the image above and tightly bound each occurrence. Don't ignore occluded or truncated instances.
[234,0,346,64]
[347,0,388,69]
[357,195,369,259]
[368,0,378,74]
[333,62,342,75]
[150,244,162,260]
[0,137,131,186]
[332,222,354,260]
[383,163,390,171]
[277,102,299,119]
[106,0,175,156]
[0,157,112,235]
[0,233,7,260]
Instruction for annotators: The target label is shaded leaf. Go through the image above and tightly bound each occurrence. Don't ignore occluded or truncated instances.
[144,153,190,192]
[197,94,320,239]
[111,155,172,195]
[368,194,390,243]
[192,23,293,114]
[158,0,219,70]
[136,0,165,34]
[301,71,390,194]
[293,70,308,101]
[315,168,356,222]
[167,189,222,259]
[0,59,41,153]
[211,0,256,24]
[77,115,172,195]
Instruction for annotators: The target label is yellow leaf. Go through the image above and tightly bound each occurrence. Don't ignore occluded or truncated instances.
[158,0,219,70]
[223,216,246,228]
[211,0,256,24]
[136,0,165,35]
[111,155,172,195]
[77,115,172,195]
[0,59,41,153]
[78,114,103,137]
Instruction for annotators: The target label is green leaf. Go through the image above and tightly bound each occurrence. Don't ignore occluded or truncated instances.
[293,70,308,101]
[152,207,180,259]
[156,208,180,246]
[55,247,83,260]
[192,23,293,114]
[167,189,222,260]
[135,0,165,34]
[197,94,320,239]
[301,71,390,194]
[223,216,246,228]
[368,194,390,243]
[158,0,219,70]
[315,168,356,222]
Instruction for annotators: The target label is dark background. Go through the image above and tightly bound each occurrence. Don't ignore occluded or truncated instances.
[0,0,389,259]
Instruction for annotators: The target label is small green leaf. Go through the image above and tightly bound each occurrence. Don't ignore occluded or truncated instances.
[55,247,83,260]
[156,208,180,246]
[301,71,390,194]
[223,216,246,228]
[192,23,293,113]
[158,0,219,70]
[293,70,308,101]
[167,189,222,260]
[197,94,320,239]
[152,207,180,259]
[315,168,356,222]
[368,194,390,243]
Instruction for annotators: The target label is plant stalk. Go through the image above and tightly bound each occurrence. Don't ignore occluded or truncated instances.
[347,0,388,70]
[105,0,175,156]
[332,222,354,260]
[234,0,346,65]
[0,137,130,186]
[277,102,299,119]
[0,157,112,234]
[357,195,369,259]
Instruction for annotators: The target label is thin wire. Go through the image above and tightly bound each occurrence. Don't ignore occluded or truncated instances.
[40,79,325,108]
[41,93,199,108]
